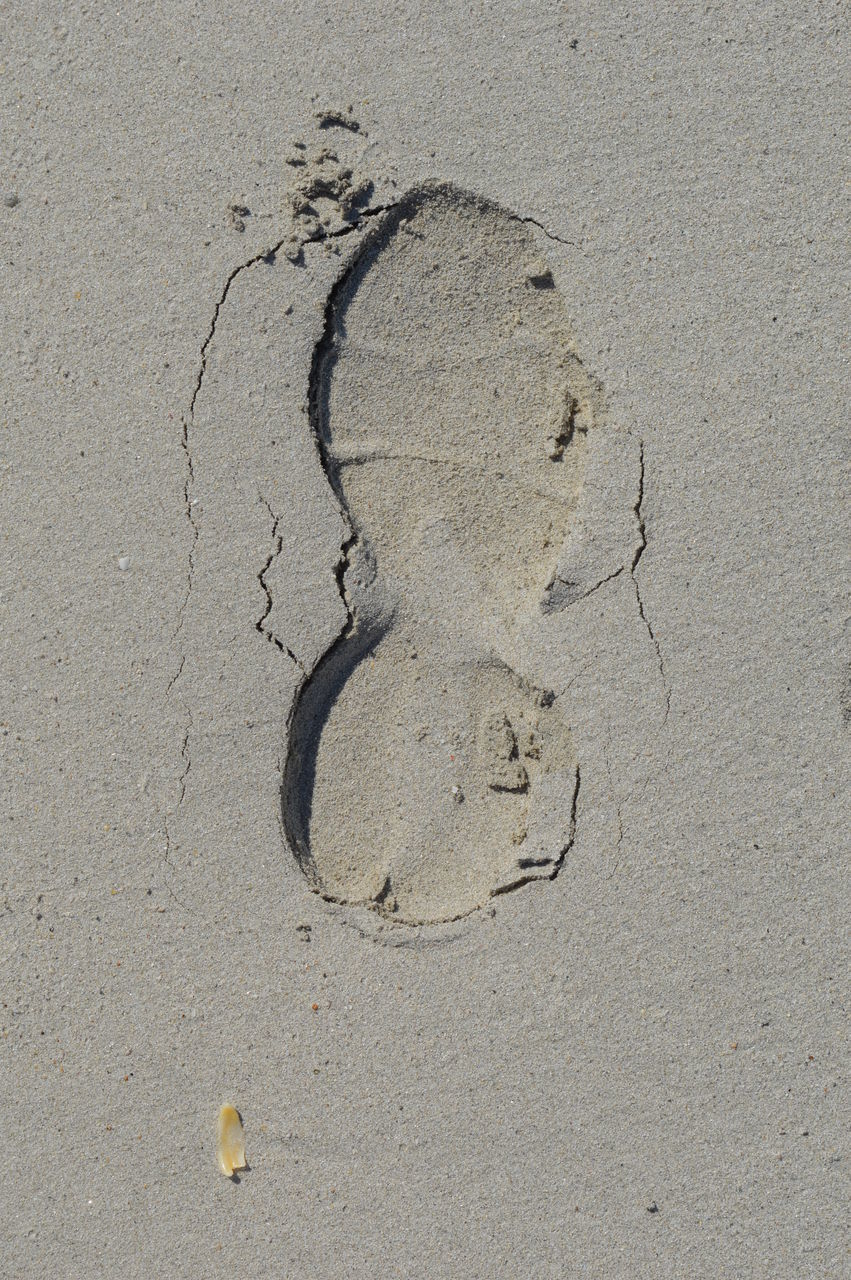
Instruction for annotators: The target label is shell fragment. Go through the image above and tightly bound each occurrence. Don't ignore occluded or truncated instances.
[216,1104,246,1177]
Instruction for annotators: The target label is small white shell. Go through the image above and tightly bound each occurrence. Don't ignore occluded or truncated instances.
[216,1104,246,1177]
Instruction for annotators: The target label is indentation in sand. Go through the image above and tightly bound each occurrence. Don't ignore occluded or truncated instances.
[283,182,598,924]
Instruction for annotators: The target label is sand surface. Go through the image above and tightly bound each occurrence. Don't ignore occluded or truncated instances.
[1,4,848,1276]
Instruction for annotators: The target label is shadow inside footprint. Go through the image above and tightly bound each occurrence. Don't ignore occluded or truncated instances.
[283,182,593,924]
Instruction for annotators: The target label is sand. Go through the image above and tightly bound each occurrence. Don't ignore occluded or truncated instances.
[1,5,847,1277]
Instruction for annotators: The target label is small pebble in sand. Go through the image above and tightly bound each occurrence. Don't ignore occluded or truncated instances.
[118,555,131,571]
[4,192,19,208]
[216,1104,246,1178]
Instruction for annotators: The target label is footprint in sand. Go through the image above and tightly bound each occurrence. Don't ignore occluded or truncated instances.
[283,182,598,924]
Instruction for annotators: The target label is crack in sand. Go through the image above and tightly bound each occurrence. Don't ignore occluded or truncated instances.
[510,211,577,248]
[161,198,400,904]
[161,717,194,913]
[551,564,625,605]
[256,496,308,674]
[630,440,671,722]
[546,439,670,720]
[175,200,398,638]
[256,497,282,641]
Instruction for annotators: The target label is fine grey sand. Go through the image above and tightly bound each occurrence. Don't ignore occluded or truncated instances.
[1,5,848,1278]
